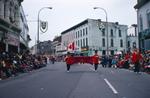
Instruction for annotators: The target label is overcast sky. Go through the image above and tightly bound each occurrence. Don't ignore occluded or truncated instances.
[22,0,137,47]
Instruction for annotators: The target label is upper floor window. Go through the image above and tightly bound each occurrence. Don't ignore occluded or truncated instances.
[133,42,136,48]
[83,39,85,47]
[102,28,105,36]
[80,39,82,47]
[86,38,88,46]
[139,15,143,31]
[147,12,150,28]
[4,3,7,18]
[78,40,80,47]
[76,41,77,46]
[83,29,85,36]
[110,29,113,37]
[78,31,80,38]
[120,39,123,47]
[76,32,77,38]
[111,39,114,47]
[102,38,105,47]
[86,27,88,35]
[127,41,130,48]
[119,30,122,37]
[80,30,82,37]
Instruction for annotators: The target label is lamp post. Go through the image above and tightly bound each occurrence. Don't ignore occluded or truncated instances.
[93,7,109,56]
[37,7,52,54]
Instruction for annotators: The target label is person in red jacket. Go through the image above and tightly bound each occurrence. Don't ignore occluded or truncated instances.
[131,49,143,73]
[92,50,100,71]
[65,52,73,72]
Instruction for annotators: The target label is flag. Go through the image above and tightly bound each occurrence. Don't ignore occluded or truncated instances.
[67,42,75,51]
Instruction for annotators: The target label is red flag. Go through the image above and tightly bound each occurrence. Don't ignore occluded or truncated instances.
[67,42,75,50]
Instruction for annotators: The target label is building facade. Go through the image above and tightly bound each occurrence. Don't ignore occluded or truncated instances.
[127,24,139,52]
[61,19,128,56]
[20,5,30,53]
[0,0,30,53]
[51,36,62,56]
[134,0,150,51]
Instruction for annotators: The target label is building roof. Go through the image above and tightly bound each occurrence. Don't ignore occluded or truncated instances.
[61,18,127,35]
[134,0,150,9]
[61,19,88,35]
[53,36,61,42]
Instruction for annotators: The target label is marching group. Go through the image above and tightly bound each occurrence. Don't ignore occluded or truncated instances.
[65,48,150,73]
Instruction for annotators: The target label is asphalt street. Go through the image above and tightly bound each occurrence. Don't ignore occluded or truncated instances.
[0,62,150,98]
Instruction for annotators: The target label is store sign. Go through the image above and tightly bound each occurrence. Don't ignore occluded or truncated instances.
[6,33,19,46]
[81,46,89,51]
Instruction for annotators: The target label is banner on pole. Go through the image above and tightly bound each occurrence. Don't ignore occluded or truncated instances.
[40,21,48,33]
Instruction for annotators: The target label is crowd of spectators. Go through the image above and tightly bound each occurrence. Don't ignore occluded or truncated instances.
[101,49,150,73]
[0,51,47,80]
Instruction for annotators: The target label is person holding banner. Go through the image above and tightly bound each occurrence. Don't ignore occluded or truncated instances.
[65,52,73,72]
[92,50,100,71]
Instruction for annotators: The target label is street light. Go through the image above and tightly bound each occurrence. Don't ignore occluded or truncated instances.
[93,7,109,56]
[37,7,52,54]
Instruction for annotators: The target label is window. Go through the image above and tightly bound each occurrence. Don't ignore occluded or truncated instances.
[4,3,6,18]
[111,50,114,55]
[119,30,122,37]
[110,29,113,37]
[128,41,130,48]
[86,38,88,46]
[139,15,143,31]
[76,41,77,46]
[120,39,123,47]
[78,40,80,47]
[80,30,82,37]
[147,12,150,28]
[102,38,105,47]
[78,31,79,38]
[83,39,85,47]
[102,28,105,36]
[133,42,136,48]
[83,29,85,36]
[76,32,77,38]
[80,39,82,47]
[111,39,114,47]
[86,27,88,35]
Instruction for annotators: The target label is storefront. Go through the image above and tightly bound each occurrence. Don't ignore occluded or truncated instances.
[0,18,21,53]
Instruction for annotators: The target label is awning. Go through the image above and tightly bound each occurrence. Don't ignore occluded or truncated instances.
[0,24,14,32]
[0,18,21,33]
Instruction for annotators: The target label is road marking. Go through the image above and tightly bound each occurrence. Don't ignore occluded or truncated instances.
[104,78,118,94]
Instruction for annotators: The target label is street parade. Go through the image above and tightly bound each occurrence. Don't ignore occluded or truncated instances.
[0,0,150,98]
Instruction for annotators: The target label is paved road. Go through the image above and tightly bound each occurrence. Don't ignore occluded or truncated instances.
[0,62,150,98]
